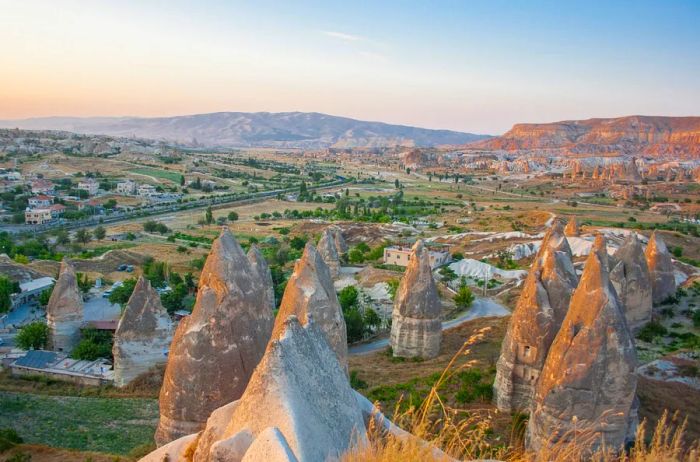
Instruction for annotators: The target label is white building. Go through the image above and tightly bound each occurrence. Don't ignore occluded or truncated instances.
[78,179,99,196]
[116,180,136,195]
[138,184,158,197]
[28,195,54,208]
[383,245,452,269]
[25,208,53,225]
[30,179,55,195]
[12,277,56,306]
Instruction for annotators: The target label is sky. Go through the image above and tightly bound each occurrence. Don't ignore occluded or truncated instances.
[1,0,699,135]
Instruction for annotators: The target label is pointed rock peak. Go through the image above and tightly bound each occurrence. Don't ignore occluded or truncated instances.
[47,258,82,316]
[116,276,169,338]
[199,227,250,287]
[543,219,572,255]
[564,216,580,237]
[247,244,266,268]
[615,233,643,259]
[592,233,609,268]
[647,231,668,255]
[411,239,426,256]
[58,258,77,278]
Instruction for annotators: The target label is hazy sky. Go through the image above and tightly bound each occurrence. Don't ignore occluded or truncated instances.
[1,0,699,134]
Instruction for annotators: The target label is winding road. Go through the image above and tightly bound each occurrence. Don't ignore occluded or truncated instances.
[348,297,510,356]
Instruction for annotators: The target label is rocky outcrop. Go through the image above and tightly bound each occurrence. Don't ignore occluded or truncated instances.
[564,217,580,237]
[329,225,348,256]
[247,244,276,311]
[271,242,348,370]
[527,236,638,453]
[189,315,366,462]
[645,232,677,304]
[46,260,84,352]
[390,240,442,359]
[470,116,700,158]
[610,234,653,333]
[494,220,578,412]
[112,276,173,387]
[317,228,342,279]
[155,228,275,446]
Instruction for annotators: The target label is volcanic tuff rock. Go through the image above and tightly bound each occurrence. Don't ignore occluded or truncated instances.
[271,242,348,370]
[610,234,653,333]
[46,260,84,352]
[564,217,580,237]
[317,227,342,279]
[329,225,348,256]
[527,236,638,453]
[494,220,578,412]
[188,315,366,462]
[247,244,276,312]
[112,276,173,387]
[155,228,275,446]
[390,240,442,359]
[645,232,677,304]
[470,116,700,158]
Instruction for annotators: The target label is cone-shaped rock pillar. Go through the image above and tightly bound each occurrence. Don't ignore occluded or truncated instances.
[645,232,677,304]
[47,260,84,352]
[610,234,652,333]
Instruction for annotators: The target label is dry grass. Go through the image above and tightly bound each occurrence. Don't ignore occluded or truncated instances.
[0,444,130,462]
[345,329,700,462]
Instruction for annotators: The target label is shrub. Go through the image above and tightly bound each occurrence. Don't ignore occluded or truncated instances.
[72,327,113,360]
[349,370,368,390]
[15,322,49,350]
[0,428,22,453]
[637,320,668,343]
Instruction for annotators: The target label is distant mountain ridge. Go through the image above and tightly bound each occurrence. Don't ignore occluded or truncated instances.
[0,112,489,149]
[469,115,700,158]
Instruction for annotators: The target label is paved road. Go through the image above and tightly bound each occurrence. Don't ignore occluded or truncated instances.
[348,297,510,356]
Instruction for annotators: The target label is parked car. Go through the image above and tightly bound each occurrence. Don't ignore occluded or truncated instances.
[117,264,127,271]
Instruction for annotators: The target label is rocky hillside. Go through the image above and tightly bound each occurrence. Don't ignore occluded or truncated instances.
[470,116,700,158]
[0,112,489,149]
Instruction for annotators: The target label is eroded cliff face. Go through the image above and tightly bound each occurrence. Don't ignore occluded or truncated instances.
[527,236,638,453]
[46,260,84,352]
[472,116,700,158]
[390,240,442,359]
[113,276,173,387]
[317,227,342,279]
[155,228,274,446]
[494,220,578,412]
[271,243,348,371]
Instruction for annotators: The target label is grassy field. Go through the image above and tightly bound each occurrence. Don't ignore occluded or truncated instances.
[0,392,158,455]
[128,166,182,183]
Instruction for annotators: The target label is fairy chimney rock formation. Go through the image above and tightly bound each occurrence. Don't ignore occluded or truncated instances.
[564,217,580,237]
[247,244,276,311]
[494,220,578,412]
[329,225,348,256]
[155,228,275,446]
[610,234,653,333]
[271,242,348,370]
[390,240,442,359]
[190,315,366,462]
[317,228,342,279]
[527,236,638,453]
[645,232,677,304]
[112,276,174,387]
[46,260,84,352]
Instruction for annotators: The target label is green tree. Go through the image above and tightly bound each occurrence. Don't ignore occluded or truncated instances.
[348,248,365,264]
[289,235,307,251]
[55,229,70,245]
[0,276,16,313]
[16,322,49,350]
[72,328,113,360]
[108,278,138,305]
[227,211,239,222]
[454,283,475,310]
[38,286,54,307]
[344,307,366,343]
[75,229,91,244]
[338,286,359,311]
[205,206,214,225]
[363,308,381,330]
[75,273,92,294]
[93,226,106,240]
[179,175,185,186]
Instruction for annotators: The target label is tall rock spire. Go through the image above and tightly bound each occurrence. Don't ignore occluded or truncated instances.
[247,244,276,312]
[564,217,580,237]
[390,240,442,359]
[493,219,578,412]
[155,228,274,446]
[47,259,84,352]
[113,276,174,387]
[645,231,677,304]
[317,227,342,279]
[527,235,637,453]
[271,242,348,370]
[610,234,653,333]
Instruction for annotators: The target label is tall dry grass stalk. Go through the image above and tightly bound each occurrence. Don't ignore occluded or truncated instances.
[342,327,700,462]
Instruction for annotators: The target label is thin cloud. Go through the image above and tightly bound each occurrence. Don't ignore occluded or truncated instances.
[321,30,364,42]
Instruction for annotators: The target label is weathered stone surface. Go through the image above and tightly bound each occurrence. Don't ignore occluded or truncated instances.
[271,242,348,370]
[47,260,84,352]
[527,236,637,453]
[645,232,677,304]
[155,228,275,446]
[317,227,342,279]
[192,315,366,462]
[610,234,653,333]
[329,225,348,256]
[494,220,578,412]
[390,240,442,359]
[564,217,580,237]
[247,244,275,312]
[113,276,173,387]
